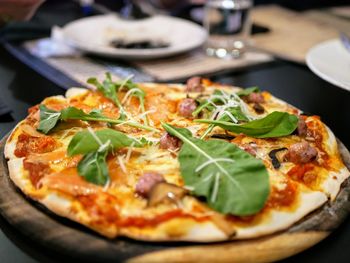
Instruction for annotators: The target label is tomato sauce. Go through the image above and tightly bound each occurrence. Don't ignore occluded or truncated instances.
[118,210,209,228]
[78,194,120,224]
[78,194,210,227]
[266,181,297,209]
[14,133,58,158]
[287,163,315,183]
[23,160,51,188]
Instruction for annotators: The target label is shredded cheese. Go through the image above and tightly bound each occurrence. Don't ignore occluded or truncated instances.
[206,89,256,122]
[125,142,135,162]
[117,155,127,173]
[87,127,103,146]
[121,88,142,105]
[118,74,134,92]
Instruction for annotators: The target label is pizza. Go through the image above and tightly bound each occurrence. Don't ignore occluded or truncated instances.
[4,74,350,242]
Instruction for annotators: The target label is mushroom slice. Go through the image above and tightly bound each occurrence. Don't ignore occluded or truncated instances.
[268,147,288,169]
[210,133,236,140]
[148,182,188,207]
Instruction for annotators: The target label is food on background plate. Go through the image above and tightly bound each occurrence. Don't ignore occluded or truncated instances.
[4,74,349,241]
[109,39,170,49]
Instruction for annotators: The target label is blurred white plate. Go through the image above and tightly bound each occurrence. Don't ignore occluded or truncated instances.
[306,39,350,91]
[62,15,207,60]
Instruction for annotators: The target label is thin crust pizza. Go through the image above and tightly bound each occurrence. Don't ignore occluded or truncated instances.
[4,75,349,242]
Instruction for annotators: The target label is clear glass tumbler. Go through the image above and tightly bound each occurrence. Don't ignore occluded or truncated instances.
[204,0,253,59]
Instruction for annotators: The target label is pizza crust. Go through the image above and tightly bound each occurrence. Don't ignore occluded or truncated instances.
[4,121,23,159]
[120,220,228,242]
[65,87,88,99]
[4,140,16,160]
[4,82,350,242]
[318,126,350,200]
[322,168,349,201]
[7,158,28,191]
[234,191,327,239]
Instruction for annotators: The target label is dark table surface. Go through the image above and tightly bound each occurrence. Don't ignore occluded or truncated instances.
[1,41,350,262]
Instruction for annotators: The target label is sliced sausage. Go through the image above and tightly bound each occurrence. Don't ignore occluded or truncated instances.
[135,172,165,197]
[178,98,197,118]
[286,141,318,164]
[185,76,204,92]
[159,132,182,150]
[253,103,265,114]
[297,116,307,136]
[243,92,265,104]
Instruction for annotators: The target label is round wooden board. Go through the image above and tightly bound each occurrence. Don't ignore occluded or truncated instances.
[1,134,350,263]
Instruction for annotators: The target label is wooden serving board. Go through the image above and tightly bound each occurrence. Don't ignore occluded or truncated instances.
[1,134,350,263]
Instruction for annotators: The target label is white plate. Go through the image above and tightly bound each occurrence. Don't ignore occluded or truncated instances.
[306,39,350,91]
[62,15,207,60]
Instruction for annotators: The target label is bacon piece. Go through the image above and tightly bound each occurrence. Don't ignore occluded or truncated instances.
[23,160,51,188]
[42,168,99,196]
[145,92,177,125]
[185,76,204,92]
[159,132,182,151]
[286,141,318,164]
[178,98,197,118]
[26,105,40,125]
[14,133,58,158]
[135,172,165,197]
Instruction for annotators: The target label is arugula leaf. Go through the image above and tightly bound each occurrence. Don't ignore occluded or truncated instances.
[162,123,269,216]
[220,107,249,123]
[78,149,109,186]
[193,89,251,139]
[236,86,260,97]
[88,74,120,107]
[197,111,298,138]
[37,106,159,134]
[37,105,62,134]
[194,87,260,118]
[60,107,108,122]
[60,107,157,132]
[199,107,249,139]
[192,90,225,117]
[87,73,148,123]
[67,128,142,156]
[69,128,143,186]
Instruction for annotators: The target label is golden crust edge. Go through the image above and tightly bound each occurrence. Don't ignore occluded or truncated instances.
[321,126,350,200]
[4,121,24,160]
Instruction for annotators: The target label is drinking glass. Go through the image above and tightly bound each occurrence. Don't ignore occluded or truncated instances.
[204,0,253,59]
